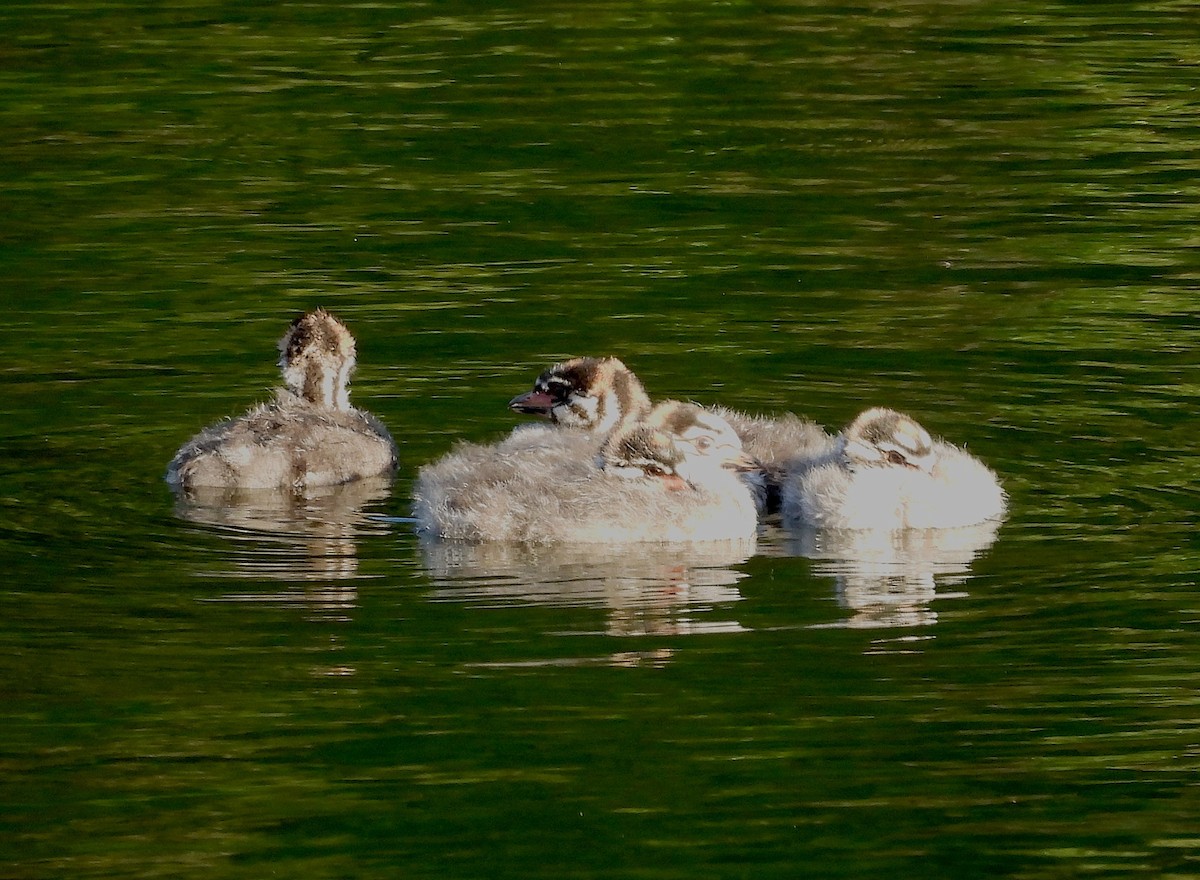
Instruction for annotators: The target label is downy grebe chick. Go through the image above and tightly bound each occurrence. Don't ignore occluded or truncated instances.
[413,401,761,544]
[509,355,654,433]
[600,400,758,491]
[165,309,397,491]
[780,407,1006,530]
[409,358,653,535]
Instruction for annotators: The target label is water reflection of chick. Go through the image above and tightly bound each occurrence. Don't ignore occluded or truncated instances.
[166,309,397,491]
[785,520,1001,629]
[175,477,393,680]
[419,538,755,646]
[174,474,394,588]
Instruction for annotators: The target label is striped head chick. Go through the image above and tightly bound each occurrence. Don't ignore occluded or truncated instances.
[509,356,653,433]
[277,308,357,411]
[601,401,760,491]
[841,407,937,474]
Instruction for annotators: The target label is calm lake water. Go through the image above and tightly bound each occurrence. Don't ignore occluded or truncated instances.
[2,1,1197,878]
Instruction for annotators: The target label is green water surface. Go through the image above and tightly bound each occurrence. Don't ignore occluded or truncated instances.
[1,2,1197,878]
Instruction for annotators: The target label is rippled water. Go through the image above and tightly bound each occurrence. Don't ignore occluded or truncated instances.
[2,2,1198,878]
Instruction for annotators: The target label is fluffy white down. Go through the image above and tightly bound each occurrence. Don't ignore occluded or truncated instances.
[707,406,836,513]
[708,406,835,467]
[412,430,759,544]
[782,439,1006,530]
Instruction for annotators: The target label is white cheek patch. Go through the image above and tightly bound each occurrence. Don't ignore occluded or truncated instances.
[843,437,878,467]
[321,369,336,409]
[894,420,930,450]
[906,447,937,473]
[591,395,621,433]
[554,396,599,428]
[334,357,354,411]
[281,359,304,396]
[605,462,646,480]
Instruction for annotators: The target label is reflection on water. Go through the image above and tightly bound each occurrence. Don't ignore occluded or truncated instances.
[782,521,1001,630]
[420,537,755,650]
[172,477,396,679]
[172,475,394,591]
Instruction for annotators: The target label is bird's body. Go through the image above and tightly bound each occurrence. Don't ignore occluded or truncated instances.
[781,407,1006,530]
[413,401,760,544]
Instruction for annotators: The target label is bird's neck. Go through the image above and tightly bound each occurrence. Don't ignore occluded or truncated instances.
[283,358,352,410]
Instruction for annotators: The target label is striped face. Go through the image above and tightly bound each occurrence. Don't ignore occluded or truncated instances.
[842,407,936,473]
[277,308,356,411]
[658,406,759,481]
[509,356,652,432]
[601,401,759,489]
[600,424,689,489]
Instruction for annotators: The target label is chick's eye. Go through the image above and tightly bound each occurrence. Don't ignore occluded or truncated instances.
[694,436,713,451]
[886,450,907,466]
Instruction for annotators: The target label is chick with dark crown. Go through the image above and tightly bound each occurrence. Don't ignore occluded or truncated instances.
[166,309,397,491]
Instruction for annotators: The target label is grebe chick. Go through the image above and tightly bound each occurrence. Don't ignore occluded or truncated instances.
[509,356,653,433]
[600,399,759,489]
[780,407,1006,530]
[413,401,761,544]
[420,356,650,500]
[409,358,651,532]
[165,309,397,491]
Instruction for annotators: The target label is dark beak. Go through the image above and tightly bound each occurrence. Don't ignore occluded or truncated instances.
[509,389,556,416]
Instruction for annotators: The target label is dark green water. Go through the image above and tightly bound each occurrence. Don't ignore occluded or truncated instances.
[2,2,1197,877]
